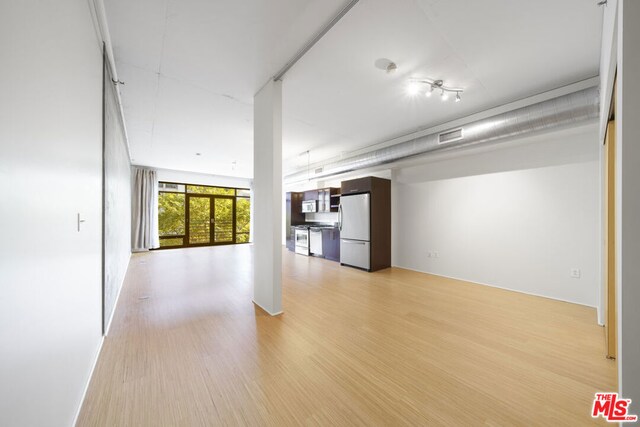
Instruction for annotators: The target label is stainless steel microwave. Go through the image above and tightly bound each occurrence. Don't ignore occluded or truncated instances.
[301,200,317,213]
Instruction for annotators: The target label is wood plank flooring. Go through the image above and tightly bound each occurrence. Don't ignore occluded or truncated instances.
[77,245,616,426]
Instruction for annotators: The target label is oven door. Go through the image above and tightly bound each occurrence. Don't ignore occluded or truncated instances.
[294,230,309,255]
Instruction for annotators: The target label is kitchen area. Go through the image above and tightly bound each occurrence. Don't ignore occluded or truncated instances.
[286,176,391,272]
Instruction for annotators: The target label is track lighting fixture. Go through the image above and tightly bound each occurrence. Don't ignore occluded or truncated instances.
[406,78,463,102]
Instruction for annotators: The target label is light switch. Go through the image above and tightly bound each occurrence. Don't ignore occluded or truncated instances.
[77,213,86,232]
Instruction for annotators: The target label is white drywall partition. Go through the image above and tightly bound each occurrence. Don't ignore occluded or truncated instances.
[103,60,131,333]
[0,1,105,426]
[392,124,600,307]
[617,0,640,413]
[253,80,283,315]
[597,0,640,407]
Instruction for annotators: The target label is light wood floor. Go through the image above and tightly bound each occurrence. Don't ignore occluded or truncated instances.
[77,245,616,426]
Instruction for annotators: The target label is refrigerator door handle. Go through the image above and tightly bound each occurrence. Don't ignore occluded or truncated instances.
[341,239,365,245]
[338,204,343,231]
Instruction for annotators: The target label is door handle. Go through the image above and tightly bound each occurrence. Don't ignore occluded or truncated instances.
[338,204,343,231]
[341,240,365,245]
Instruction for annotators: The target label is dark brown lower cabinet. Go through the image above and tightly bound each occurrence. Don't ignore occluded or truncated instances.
[322,228,340,262]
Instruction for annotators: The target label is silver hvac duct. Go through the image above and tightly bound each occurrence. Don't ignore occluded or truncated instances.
[284,86,599,183]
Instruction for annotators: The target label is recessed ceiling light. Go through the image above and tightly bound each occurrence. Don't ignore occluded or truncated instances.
[374,58,397,74]
[386,62,397,73]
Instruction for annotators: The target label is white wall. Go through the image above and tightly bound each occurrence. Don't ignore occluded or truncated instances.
[392,124,600,307]
[0,1,105,426]
[156,167,252,189]
[104,63,132,333]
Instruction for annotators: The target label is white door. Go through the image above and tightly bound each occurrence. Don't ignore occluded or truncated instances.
[339,193,370,241]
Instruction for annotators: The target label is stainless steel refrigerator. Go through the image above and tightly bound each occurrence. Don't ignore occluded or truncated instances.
[338,193,370,270]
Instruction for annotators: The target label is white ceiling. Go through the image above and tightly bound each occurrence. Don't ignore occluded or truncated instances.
[105,0,603,178]
[105,0,348,177]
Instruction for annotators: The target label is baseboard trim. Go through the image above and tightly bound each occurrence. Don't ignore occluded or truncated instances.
[74,253,132,424]
[72,335,105,426]
[252,299,283,316]
[104,252,132,336]
[392,264,598,310]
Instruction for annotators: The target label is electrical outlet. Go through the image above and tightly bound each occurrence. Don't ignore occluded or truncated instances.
[570,268,581,279]
[427,252,432,258]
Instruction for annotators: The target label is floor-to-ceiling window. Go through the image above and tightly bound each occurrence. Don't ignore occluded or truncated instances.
[158,182,251,248]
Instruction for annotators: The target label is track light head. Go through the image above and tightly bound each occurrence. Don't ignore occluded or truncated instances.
[455,92,461,102]
[426,86,434,97]
[406,82,420,96]
[441,89,448,101]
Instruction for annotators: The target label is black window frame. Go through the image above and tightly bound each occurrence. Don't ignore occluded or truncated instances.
[157,181,251,249]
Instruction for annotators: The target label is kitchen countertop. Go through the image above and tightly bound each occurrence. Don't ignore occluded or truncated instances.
[293,224,338,230]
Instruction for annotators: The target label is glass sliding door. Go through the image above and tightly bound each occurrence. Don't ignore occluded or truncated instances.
[158,192,186,248]
[187,195,212,245]
[235,196,250,243]
[157,182,251,249]
[213,197,234,243]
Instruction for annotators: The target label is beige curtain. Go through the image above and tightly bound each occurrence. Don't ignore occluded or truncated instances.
[132,167,160,251]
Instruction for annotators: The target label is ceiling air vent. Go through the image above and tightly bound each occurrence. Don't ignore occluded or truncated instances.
[160,182,179,190]
[438,128,464,145]
[315,167,324,174]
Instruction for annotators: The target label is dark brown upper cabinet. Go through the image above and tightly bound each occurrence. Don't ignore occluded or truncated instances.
[303,190,318,201]
[341,176,376,195]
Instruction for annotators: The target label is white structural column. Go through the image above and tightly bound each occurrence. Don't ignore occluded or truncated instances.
[252,79,283,315]
[618,0,640,410]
